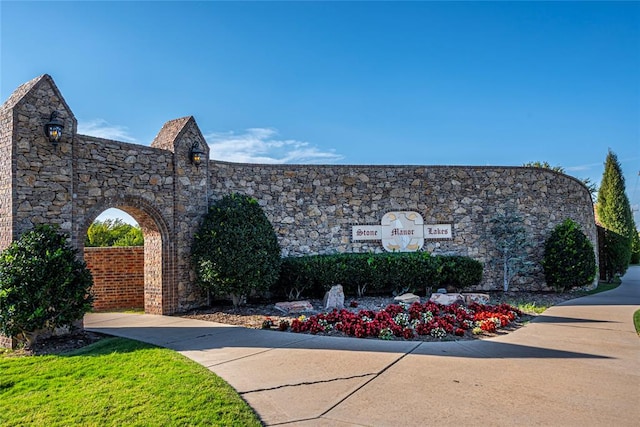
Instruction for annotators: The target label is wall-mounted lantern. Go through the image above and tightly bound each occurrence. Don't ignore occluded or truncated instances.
[190,140,206,167]
[44,111,64,147]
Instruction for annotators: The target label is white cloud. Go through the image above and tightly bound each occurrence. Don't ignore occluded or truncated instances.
[78,119,137,143]
[204,128,343,164]
[565,162,602,172]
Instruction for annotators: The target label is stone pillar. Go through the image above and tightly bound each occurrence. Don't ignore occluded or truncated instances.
[151,117,209,312]
[0,74,75,247]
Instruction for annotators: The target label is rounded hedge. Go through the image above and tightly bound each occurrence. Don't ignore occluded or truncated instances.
[0,224,94,343]
[191,193,281,306]
[542,219,596,292]
[273,252,483,299]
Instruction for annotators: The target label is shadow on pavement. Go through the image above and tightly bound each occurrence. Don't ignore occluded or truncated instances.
[86,323,613,360]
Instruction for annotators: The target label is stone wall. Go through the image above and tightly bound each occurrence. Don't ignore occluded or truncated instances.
[0,74,598,320]
[72,134,177,314]
[85,246,144,311]
[209,161,596,291]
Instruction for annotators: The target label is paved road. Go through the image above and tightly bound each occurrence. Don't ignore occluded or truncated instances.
[86,267,640,426]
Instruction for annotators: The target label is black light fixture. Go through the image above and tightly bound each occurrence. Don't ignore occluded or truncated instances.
[190,140,206,167]
[44,111,64,146]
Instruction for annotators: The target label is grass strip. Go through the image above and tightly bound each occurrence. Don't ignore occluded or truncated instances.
[0,337,262,427]
[634,310,640,337]
[506,281,622,315]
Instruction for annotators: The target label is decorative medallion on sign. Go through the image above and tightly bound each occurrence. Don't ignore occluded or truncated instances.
[381,211,424,252]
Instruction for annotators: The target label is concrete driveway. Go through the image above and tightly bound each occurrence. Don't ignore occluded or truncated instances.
[85,267,640,426]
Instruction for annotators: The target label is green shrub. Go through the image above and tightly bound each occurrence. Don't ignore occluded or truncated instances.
[191,193,282,307]
[542,219,597,292]
[598,227,630,282]
[276,256,321,300]
[273,252,483,299]
[368,252,440,295]
[438,255,484,292]
[0,225,94,344]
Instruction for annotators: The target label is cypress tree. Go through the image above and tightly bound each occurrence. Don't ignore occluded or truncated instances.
[596,149,634,276]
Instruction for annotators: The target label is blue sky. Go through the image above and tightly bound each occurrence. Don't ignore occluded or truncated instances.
[2,1,639,226]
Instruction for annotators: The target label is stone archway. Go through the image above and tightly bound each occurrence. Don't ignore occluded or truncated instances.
[79,197,175,315]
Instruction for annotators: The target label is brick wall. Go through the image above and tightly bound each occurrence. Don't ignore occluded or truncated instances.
[0,334,16,349]
[85,246,144,311]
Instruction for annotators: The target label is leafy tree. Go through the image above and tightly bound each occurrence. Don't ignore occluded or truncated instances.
[192,193,282,308]
[0,225,94,345]
[542,219,596,293]
[488,209,535,292]
[596,149,634,275]
[86,219,143,247]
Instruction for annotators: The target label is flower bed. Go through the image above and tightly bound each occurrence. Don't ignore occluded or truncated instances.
[265,301,522,341]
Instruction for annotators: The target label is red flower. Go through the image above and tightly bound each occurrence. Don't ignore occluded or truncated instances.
[402,328,415,339]
[282,299,520,340]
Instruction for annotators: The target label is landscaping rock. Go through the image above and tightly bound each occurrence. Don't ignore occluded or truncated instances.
[394,293,421,304]
[323,285,345,310]
[462,293,491,305]
[429,293,464,306]
[274,301,314,314]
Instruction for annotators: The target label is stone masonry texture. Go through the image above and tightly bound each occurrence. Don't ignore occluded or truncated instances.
[0,74,597,315]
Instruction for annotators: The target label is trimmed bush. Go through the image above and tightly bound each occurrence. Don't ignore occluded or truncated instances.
[542,219,597,292]
[0,225,94,345]
[438,255,484,292]
[192,193,282,307]
[273,252,483,299]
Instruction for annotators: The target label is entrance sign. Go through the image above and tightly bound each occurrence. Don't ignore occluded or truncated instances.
[351,211,453,252]
[425,223,452,238]
[351,225,381,241]
[381,211,424,252]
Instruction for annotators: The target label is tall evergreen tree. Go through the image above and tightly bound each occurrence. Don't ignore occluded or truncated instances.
[596,149,634,275]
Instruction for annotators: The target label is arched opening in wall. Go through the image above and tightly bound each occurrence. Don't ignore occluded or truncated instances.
[81,203,172,315]
[84,209,144,312]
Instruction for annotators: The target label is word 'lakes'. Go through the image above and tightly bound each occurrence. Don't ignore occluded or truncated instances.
[426,227,449,235]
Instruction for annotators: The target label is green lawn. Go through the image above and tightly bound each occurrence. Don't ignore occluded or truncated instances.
[581,281,621,295]
[0,337,262,427]
[634,310,640,336]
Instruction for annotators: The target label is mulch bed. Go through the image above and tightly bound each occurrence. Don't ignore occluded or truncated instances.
[4,291,579,356]
[180,291,577,340]
[3,331,107,357]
